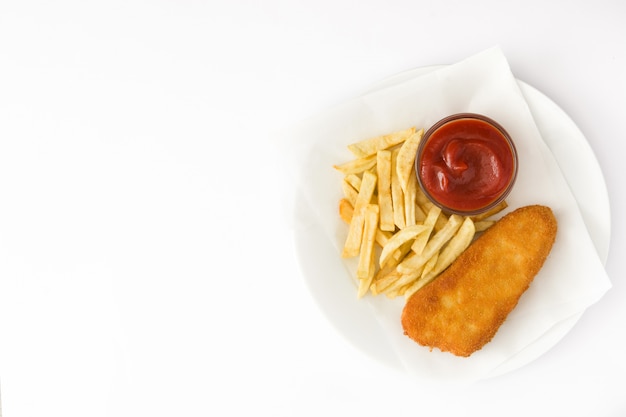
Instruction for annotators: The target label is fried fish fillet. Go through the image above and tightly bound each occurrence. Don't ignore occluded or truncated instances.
[401,205,557,357]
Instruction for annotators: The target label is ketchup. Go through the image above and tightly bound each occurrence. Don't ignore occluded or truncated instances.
[417,115,517,214]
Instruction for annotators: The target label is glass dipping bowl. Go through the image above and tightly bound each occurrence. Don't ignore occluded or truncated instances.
[415,113,518,216]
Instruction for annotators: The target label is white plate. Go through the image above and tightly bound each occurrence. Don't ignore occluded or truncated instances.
[292,66,611,377]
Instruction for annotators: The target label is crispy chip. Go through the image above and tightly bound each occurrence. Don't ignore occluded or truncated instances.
[404,165,418,226]
[342,171,377,257]
[413,186,449,231]
[429,216,475,278]
[390,239,414,265]
[382,264,426,295]
[342,205,366,258]
[357,204,379,279]
[344,173,362,191]
[339,198,393,248]
[376,150,395,232]
[396,128,424,192]
[333,154,377,175]
[471,200,508,221]
[357,255,376,298]
[357,204,379,297]
[399,214,463,273]
[347,127,416,158]
[384,283,409,299]
[379,224,428,268]
[411,205,440,255]
[414,203,427,223]
[336,126,508,300]
[390,149,405,229]
[414,183,435,211]
[338,198,353,224]
[404,216,475,299]
[341,178,359,205]
[474,220,495,232]
[420,250,439,280]
[369,262,398,296]
[371,268,408,295]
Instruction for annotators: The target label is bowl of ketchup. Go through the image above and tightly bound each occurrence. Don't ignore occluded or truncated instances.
[415,113,518,216]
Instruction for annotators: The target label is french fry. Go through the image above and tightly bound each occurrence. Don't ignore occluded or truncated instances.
[429,216,475,278]
[357,204,379,297]
[382,264,426,295]
[390,149,405,229]
[414,186,449,231]
[471,200,508,222]
[420,250,439,280]
[396,128,424,192]
[342,171,377,257]
[357,255,376,298]
[411,205,440,255]
[338,198,353,224]
[474,220,495,232]
[414,183,435,211]
[376,150,395,231]
[369,262,398,295]
[336,126,509,299]
[347,127,416,158]
[399,214,463,273]
[343,172,382,207]
[414,202,427,223]
[433,212,450,232]
[339,198,394,248]
[404,166,418,226]
[384,283,410,299]
[344,173,362,191]
[402,274,424,300]
[390,240,414,265]
[342,205,366,258]
[379,224,428,268]
[357,204,379,279]
[341,178,359,205]
[333,154,377,175]
[371,268,410,295]
[404,217,476,299]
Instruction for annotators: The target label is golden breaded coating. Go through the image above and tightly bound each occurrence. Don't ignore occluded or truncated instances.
[401,205,557,357]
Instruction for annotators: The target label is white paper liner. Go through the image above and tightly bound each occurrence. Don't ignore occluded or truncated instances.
[280,46,611,382]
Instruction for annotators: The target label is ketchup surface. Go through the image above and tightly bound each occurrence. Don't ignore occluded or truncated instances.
[417,116,516,214]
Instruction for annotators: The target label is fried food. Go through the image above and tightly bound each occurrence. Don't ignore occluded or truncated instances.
[401,205,558,357]
[395,128,424,193]
[347,127,416,158]
[334,125,509,299]
[342,171,377,258]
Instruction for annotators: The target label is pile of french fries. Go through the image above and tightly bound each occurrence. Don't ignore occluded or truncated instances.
[333,127,507,299]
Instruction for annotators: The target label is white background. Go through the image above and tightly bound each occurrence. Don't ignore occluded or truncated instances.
[0,1,624,416]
